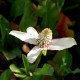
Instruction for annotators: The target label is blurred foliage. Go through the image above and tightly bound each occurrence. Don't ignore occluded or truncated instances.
[0,0,80,80]
[72,68,80,74]
[0,69,12,80]
[36,0,64,36]
[48,50,72,76]
[10,0,25,18]
[10,64,27,78]
[0,15,22,60]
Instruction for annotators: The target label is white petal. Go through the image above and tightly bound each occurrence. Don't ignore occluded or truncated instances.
[27,46,41,63]
[9,30,37,45]
[27,27,39,39]
[48,38,77,50]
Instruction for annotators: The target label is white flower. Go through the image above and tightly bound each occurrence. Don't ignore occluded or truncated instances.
[9,27,77,63]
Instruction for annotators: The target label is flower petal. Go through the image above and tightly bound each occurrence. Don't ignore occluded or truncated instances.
[27,46,41,63]
[48,38,77,50]
[27,27,39,39]
[9,30,37,45]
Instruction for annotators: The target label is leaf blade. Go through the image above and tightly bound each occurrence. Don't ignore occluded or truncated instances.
[22,54,30,75]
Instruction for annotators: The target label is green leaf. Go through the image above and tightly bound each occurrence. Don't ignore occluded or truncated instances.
[60,67,71,76]
[50,50,72,67]
[32,74,43,80]
[0,69,12,80]
[34,64,54,76]
[19,1,37,31]
[23,77,31,80]
[2,48,21,60]
[48,50,72,76]
[33,73,57,80]
[10,64,22,73]
[72,68,80,74]
[22,54,30,75]
[10,0,25,18]
[9,64,26,78]
[39,64,54,75]
[0,15,11,53]
[0,15,10,42]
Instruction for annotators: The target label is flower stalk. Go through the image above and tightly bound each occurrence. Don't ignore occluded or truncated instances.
[31,53,42,72]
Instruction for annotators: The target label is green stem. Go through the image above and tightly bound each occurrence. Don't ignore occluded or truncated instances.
[31,53,42,72]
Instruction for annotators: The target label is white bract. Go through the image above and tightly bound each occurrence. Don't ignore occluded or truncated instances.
[9,27,77,63]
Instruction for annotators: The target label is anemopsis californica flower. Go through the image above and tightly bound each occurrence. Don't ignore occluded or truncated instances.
[9,27,77,63]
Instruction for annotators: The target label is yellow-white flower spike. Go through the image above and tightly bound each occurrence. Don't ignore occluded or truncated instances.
[37,28,52,48]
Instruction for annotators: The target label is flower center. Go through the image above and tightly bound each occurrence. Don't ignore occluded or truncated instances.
[37,28,52,48]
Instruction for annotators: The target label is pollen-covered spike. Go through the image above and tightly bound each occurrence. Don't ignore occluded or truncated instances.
[42,28,52,35]
[37,28,52,48]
